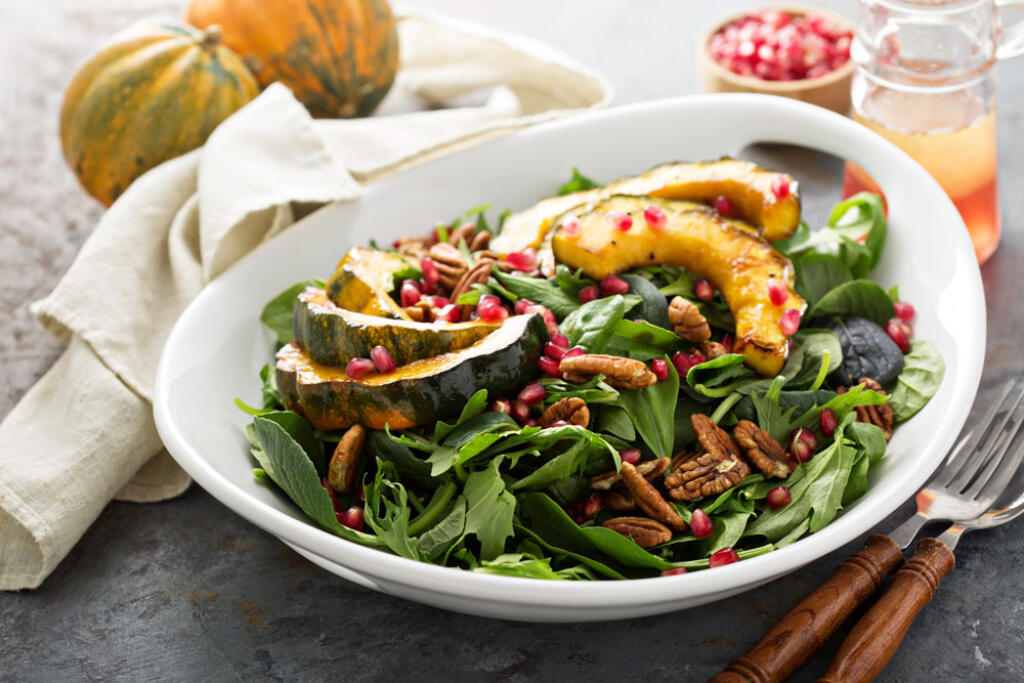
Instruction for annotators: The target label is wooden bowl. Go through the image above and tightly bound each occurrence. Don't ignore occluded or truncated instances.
[698,5,855,114]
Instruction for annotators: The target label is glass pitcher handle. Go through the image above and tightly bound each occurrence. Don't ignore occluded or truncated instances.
[997,0,1024,59]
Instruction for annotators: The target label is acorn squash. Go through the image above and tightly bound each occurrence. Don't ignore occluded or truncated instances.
[295,287,498,367]
[183,0,399,118]
[277,313,547,430]
[60,21,258,206]
[551,196,805,376]
[325,247,410,319]
[491,158,800,257]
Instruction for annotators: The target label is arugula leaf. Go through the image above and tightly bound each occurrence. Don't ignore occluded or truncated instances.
[750,378,801,443]
[793,382,890,429]
[491,269,580,319]
[557,167,600,195]
[259,364,284,410]
[363,461,424,560]
[261,280,316,346]
[560,295,639,352]
[616,357,679,459]
[435,389,489,441]
[365,430,443,491]
[257,411,325,476]
[734,390,836,425]
[621,274,670,328]
[795,252,854,306]
[510,439,591,491]
[417,496,466,560]
[658,269,696,298]
[809,279,896,326]
[250,418,383,547]
[554,265,594,298]
[889,340,945,422]
[776,193,887,279]
[473,554,567,580]
[408,481,459,536]
[541,375,619,405]
[514,522,626,579]
[463,461,517,560]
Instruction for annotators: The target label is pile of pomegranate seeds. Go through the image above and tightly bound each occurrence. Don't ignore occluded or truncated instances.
[708,10,852,81]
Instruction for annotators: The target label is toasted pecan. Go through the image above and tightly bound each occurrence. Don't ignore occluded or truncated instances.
[620,462,686,531]
[668,296,711,342]
[734,419,797,479]
[602,517,672,548]
[328,425,365,493]
[560,353,657,390]
[539,397,590,428]
[839,377,895,440]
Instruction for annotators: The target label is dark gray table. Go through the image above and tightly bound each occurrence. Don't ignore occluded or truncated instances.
[3,1,1022,680]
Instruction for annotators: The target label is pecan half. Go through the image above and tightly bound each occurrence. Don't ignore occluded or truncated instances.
[560,354,657,390]
[692,413,744,460]
[468,230,491,252]
[447,222,476,246]
[839,377,895,440]
[393,236,431,262]
[450,255,495,303]
[734,419,797,479]
[668,296,711,342]
[328,425,365,493]
[604,490,637,511]
[602,517,672,548]
[427,242,468,290]
[539,397,590,428]
[590,457,670,490]
[701,341,728,360]
[620,462,686,530]
[664,414,751,500]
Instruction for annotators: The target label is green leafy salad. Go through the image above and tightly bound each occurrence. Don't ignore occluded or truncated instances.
[237,161,945,580]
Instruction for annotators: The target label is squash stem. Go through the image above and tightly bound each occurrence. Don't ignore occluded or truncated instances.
[407,481,457,536]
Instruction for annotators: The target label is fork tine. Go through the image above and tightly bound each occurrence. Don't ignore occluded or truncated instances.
[936,380,1022,489]
[956,387,1024,494]
[964,403,1024,500]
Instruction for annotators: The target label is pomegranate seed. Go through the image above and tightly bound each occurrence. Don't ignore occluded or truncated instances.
[345,357,375,379]
[400,279,421,307]
[561,218,581,236]
[791,436,813,463]
[506,249,539,271]
[608,211,633,231]
[551,333,570,348]
[661,567,688,577]
[478,294,500,308]
[420,258,440,284]
[695,278,715,302]
[672,350,692,376]
[771,174,791,199]
[369,345,396,373]
[619,448,642,465]
[563,346,586,359]
[511,399,532,423]
[600,276,630,296]
[514,298,536,314]
[651,358,669,381]
[518,382,547,405]
[431,296,450,308]
[709,547,739,568]
[478,302,509,323]
[419,279,437,295]
[713,195,735,217]
[885,318,911,352]
[819,409,838,438]
[582,492,604,519]
[690,509,713,538]
[544,342,568,360]
[793,428,819,451]
[538,355,562,378]
[525,304,559,336]
[689,352,707,367]
[579,284,601,303]
[643,204,667,230]
[767,486,792,510]
[340,506,364,531]
[720,333,734,353]
[435,304,461,323]
[893,301,916,321]
[767,278,789,306]
[779,308,801,335]
[523,418,539,428]
[491,399,512,415]
[549,420,570,428]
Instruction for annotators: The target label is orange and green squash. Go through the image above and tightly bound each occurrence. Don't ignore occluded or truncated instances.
[325,247,411,319]
[277,313,547,430]
[60,21,259,206]
[294,287,498,367]
[183,0,399,118]
[551,196,805,377]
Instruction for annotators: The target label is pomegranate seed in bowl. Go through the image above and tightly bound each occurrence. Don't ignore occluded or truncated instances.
[819,408,838,438]
[369,345,396,373]
[661,567,687,577]
[713,195,735,217]
[694,278,715,302]
[506,249,538,271]
[400,279,421,307]
[893,300,916,321]
[537,355,561,378]
[420,257,440,284]
[599,276,630,296]
[886,318,912,352]
[579,284,601,303]
[767,486,792,510]
[690,509,713,538]
[651,358,669,381]
[619,448,642,465]
[518,382,547,405]
[709,547,740,568]
[514,298,536,314]
[779,308,801,335]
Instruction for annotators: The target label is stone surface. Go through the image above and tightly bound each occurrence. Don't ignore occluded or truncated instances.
[2,1,1023,681]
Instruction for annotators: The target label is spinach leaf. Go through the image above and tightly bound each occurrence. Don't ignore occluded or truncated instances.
[699,509,753,556]
[621,274,670,328]
[734,390,836,424]
[889,340,945,422]
[510,439,591,491]
[363,461,424,560]
[787,330,843,390]
[557,167,600,195]
[809,280,896,326]
[617,357,679,459]
[607,318,684,360]
[250,418,383,547]
[492,270,579,319]
[560,295,639,352]
[463,461,517,560]
[514,522,626,579]
[435,389,489,441]
[473,554,567,580]
[750,378,801,443]
[686,354,754,397]
[261,280,316,346]
[776,193,887,279]
[594,404,636,441]
[795,252,853,306]
[417,496,466,560]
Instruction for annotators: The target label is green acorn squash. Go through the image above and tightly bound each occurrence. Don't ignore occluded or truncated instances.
[277,313,547,430]
[325,247,410,319]
[294,287,498,367]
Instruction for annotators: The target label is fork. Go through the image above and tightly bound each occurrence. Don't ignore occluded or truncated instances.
[711,379,1024,683]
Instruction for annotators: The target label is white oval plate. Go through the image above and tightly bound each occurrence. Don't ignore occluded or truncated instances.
[154,94,984,622]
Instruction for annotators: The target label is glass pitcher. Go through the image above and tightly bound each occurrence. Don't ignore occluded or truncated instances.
[841,0,1024,263]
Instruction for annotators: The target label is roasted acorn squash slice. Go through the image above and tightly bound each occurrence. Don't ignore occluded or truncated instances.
[277,313,546,430]
[325,246,410,319]
[491,158,800,257]
[551,196,805,377]
[294,287,498,367]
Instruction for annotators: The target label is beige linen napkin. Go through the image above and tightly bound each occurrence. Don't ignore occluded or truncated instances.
[0,9,611,590]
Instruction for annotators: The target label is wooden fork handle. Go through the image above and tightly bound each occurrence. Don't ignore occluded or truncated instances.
[818,538,956,683]
[710,535,903,683]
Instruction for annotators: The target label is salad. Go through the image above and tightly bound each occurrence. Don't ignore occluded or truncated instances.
[238,158,945,580]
